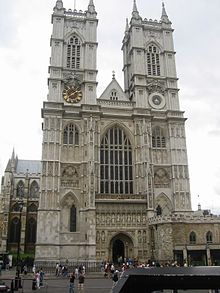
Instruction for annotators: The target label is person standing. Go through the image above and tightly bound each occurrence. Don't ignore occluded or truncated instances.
[69,272,75,293]
[78,272,85,291]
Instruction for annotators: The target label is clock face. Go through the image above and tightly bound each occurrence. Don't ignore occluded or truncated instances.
[149,92,166,109]
[152,95,162,106]
[63,85,82,103]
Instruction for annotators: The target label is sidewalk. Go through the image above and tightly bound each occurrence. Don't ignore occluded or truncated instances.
[0,269,105,280]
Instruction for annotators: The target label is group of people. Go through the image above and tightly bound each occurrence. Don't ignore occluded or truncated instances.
[32,265,45,290]
[68,265,85,293]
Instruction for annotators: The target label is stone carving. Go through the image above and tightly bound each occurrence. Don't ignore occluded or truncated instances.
[154,168,170,188]
[146,79,166,95]
[61,165,79,188]
[63,72,83,87]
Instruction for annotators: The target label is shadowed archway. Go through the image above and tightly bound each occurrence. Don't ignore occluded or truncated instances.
[110,233,134,264]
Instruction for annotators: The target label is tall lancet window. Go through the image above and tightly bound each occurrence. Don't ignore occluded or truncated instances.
[70,205,77,232]
[147,44,160,76]
[100,126,133,194]
[67,36,81,69]
[152,126,166,148]
[63,123,79,145]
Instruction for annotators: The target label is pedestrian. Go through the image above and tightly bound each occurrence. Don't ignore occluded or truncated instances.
[55,263,59,276]
[39,268,45,287]
[32,264,36,274]
[112,270,119,287]
[23,265,28,275]
[78,272,85,291]
[35,270,40,289]
[68,272,75,293]
[74,267,78,279]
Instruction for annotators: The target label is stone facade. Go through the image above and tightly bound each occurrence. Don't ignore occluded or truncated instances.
[0,0,220,266]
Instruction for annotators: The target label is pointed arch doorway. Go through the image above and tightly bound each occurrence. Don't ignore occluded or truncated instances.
[110,233,134,264]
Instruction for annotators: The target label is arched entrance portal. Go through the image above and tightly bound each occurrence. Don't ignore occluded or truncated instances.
[113,239,124,264]
[110,233,134,264]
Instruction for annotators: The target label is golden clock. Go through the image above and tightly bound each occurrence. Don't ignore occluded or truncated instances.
[63,85,82,103]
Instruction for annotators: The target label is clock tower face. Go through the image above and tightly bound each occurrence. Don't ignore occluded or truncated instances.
[148,92,166,109]
[63,85,82,104]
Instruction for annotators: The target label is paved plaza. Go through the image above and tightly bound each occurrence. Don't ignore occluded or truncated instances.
[0,270,216,293]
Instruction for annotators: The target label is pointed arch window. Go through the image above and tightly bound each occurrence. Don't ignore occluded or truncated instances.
[30,181,39,198]
[152,126,166,148]
[9,217,20,243]
[63,124,79,145]
[100,126,133,194]
[16,181,25,198]
[206,231,213,244]
[189,231,196,244]
[67,36,81,69]
[147,45,160,76]
[28,203,38,213]
[26,218,37,243]
[70,205,77,232]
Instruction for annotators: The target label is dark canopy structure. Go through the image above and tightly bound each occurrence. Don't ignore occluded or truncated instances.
[112,267,220,293]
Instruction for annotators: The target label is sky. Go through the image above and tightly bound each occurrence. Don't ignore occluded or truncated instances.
[0,0,220,213]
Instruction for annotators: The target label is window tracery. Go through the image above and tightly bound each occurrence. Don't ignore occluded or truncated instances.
[67,36,81,69]
[189,231,196,244]
[152,126,166,148]
[26,218,37,243]
[63,124,79,145]
[30,181,39,198]
[16,181,25,198]
[100,126,133,194]
[10,217,20,242]
[147,44,160,76]
[70,205,77,232]
[206,231,213,243]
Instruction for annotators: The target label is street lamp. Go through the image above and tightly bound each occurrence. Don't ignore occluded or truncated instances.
[16,201,24,277]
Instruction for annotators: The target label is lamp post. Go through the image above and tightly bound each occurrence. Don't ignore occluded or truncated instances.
[16,201,24,278]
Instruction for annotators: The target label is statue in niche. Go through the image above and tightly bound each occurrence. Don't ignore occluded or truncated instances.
[101,231,105,242]
[154,168,170,188]
[138,231,142,243]
[112,213,115,224]
[96,231,100,243]
[143,231,147,243]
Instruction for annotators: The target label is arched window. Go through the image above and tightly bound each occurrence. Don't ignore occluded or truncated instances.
[16,181,25,198]
[156,205,162,216]
[28,203,38,213]
[63,124,79,145]
[26,218,37,243]
[147,44,160,76]
[67,36,81,69]
[70,205,76,232]
[152,126,166,148]
[206,231,213,244]
[10,217,20,243]
[110,90,118,101]
[100,126,133,194]
[30,181,39,198]
[189,231,196,244]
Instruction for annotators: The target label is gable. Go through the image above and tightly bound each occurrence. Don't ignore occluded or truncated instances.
[98,78,128,101]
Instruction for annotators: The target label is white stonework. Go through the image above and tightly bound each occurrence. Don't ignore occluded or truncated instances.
[1,1,220,267]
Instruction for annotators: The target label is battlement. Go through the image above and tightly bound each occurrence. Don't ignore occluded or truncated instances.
[149,213,220,225]
[143,18,162,29]
[64,9,86,19]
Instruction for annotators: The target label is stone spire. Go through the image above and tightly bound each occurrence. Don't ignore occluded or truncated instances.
[132,0,141,20]
[55,0,63,9]
[161,2,170,23]
[125,18,129,34]
[88,0,96,13]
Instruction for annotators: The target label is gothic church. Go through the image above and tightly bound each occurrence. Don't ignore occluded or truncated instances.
[1,0,220,267]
